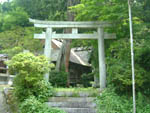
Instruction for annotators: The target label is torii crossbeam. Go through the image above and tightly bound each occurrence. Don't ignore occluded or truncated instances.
[29,18,116,90]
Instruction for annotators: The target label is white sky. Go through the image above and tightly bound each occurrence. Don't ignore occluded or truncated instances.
[0,0,8,3]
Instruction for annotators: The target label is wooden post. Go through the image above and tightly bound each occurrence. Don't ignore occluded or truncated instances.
[98,27,106,90]
[44,27,52,81]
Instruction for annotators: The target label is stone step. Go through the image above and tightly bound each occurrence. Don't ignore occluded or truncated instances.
[46,101,96,108]
[59,108,96,113]
[47,97,97,113]
[48,97,96,102]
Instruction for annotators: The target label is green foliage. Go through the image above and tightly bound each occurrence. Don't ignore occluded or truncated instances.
[7,52,54,102]
[1,8,29,31]
[20,96,66,113]
[13,0,67,20]
[136,47,150,71]
[54,87,99,97]
[0,27,43,56]
[71,0,150,93]
[96,88,132,113]
[107,60,147,92]
[49,70,68,87]
[71,0,150,94]
[7,52,51,75]
[6,53,64,112]
[96,88,150,113]
[81,73,94,87]
[71,0,130,39]
[0,46,23,59]
[0,2,13,13]
[106,39,150,94]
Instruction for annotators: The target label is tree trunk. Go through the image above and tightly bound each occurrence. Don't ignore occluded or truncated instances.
[65,0,80,86]
[55,0,80,86]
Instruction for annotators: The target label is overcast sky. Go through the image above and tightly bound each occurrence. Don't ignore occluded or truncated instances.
[0,0,7,3]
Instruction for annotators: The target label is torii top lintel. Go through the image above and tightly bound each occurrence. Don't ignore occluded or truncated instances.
[29,18,112,28]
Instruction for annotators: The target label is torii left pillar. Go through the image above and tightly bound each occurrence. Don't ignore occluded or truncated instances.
[44,27,52,81]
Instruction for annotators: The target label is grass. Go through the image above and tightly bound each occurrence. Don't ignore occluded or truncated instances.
[53,87,100,97]
[54,87,98,91]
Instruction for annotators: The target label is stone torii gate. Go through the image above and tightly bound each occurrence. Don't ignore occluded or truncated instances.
[29,18,116,90]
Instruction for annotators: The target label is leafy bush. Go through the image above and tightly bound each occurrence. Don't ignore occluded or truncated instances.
[106,39,150,94]
[20,96,66,113]
[7,52,54,102]
[107,59,147,93]
[49,70,68,87]
[81,73,94,87]
[136,47,150,71]
[2,8,29,31]
[96,88,150,113]
[13,77,53,102]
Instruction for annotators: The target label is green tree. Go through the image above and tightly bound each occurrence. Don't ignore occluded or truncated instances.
[72,0,150,93]
[1,8,29,31]
[13,0,68,20]
[0,27,43,58]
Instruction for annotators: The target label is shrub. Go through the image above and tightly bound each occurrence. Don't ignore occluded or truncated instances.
[81,73,94,87]
[107,59,147,93]
[20,96,66,113]
[135,48,150,94]
[96,88,150,113]
[7,52,51,76]
[106,39,150,94]
[7,52,54,102]
[13,77,53,102]
[49,70,68,87]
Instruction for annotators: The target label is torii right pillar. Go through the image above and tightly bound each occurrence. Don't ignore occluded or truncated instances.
[98,27,106,91]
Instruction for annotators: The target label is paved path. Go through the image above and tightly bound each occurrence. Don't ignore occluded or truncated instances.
[0,91,9,113]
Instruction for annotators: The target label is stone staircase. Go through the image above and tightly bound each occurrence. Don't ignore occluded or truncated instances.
[46,91,97,113]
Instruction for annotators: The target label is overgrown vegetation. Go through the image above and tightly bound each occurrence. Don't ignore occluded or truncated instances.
[96,88,150,113]
[106,39,150,94]
[20,96,66,113]
[49,70,68,87]
[54,87,99,97]
[0,0,67,57]
[72,0,150,112]
[72,0,150,91]
[7,52,53,102]
[81,73,94,87]
[6,53,66,113]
